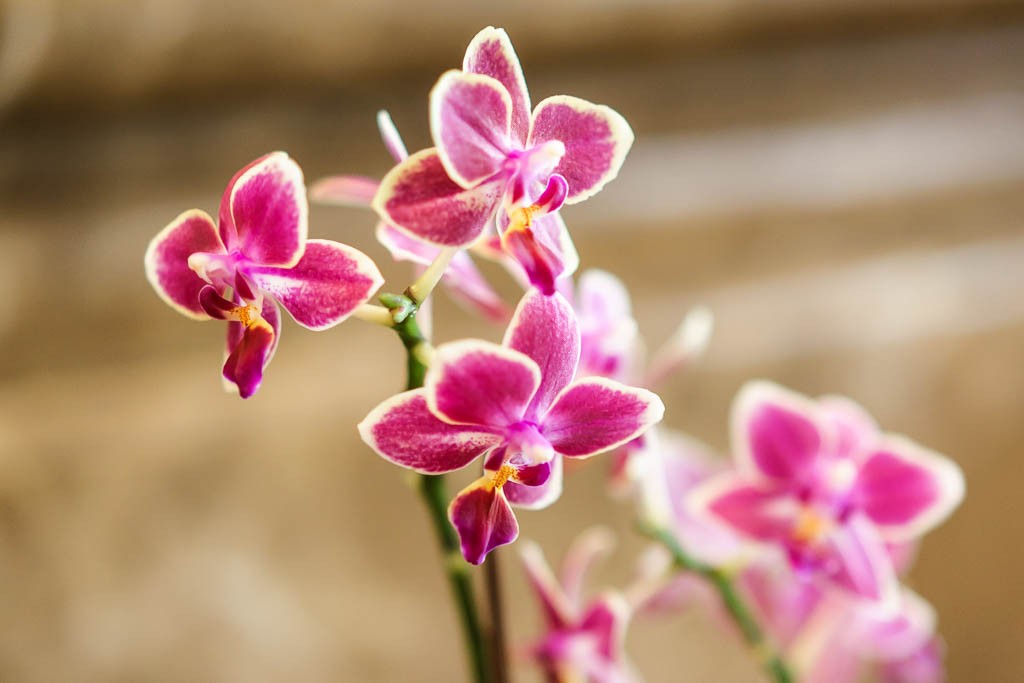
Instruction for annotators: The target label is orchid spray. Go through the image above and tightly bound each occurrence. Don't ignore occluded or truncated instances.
[144,26,965,683]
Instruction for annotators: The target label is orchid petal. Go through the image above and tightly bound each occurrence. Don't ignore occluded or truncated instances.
[519,540,575,627]
[221,152,308,267]
[577,269,639,381]
[464,27,531,145]
[377,109,409,162]
[691,476,798,543]
[358,390,502,474]
[855,437,965,542]
[822,515,899,606]
[222,298,282,397]
[857,588,936,661]
[542,378,664,458]
[373,148,502,247]
[560,527,616,609]
[426,340,540,428]
[504,454,563,510]
[529,96,634,204]
[819,395,880,459]
[732,381,827,483]
[880,636,945,683]
[144,209,225,319]
[222,316,276,399]
[503,290,581,420]
[246,239,383,330]
[579,593,630,660]
[449,477,520,564]
[430,70,512,188]
[308,174,379,207]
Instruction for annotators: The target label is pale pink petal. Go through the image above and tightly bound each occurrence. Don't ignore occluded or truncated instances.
[377,109,409,162]
[822,515,899,606]
[463,27,531,145]
[308,174,379,207]
[373,148,502,247]
[358,390,502,474]
[430,70,512,188]
[576,269,639,381]
[449,477,519,565]
[732,381,828,483]
[880,636,945,683]
[819,394,880,459]
[519,539,575,628]
[221,152,308,267]
[542,378,664,458]
[145,209,226,319]
[504,454,563,510]
[560,527,616,608]
[854,437,964,542]
[856,588,936,661]
[245,239,383,330]
[503,290,581,420]
[529,96,634,204]
[426,340,540,428]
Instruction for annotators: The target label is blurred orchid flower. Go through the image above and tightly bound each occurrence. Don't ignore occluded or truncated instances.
[372,27,632,293]
[358,290,663,563]
[520,529,642,683]
[312,111,510,323]
[690,382,965,606]
[145,152,383,397]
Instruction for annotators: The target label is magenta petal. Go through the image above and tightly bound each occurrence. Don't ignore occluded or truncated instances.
[308,174,379,207]
[222,152,308,267]
[695,477,797,543]
[732,381,826,483]
[823,515,898,605]
[855,438,964,541]
[430,70,512,187]
[426,340,540,428]
[542,379,664,458]
[223,299,281,394]
[449,478,520,565]
[579,594,630,660]
[505,455,563,510]
[222,317,276,399]
[358,390,503,474]
[144,209,225,319]
[528,96,634,204]
[246,239,383,330]
[503,290,582,420]
[373,148,502,247]
[464,27,531,145]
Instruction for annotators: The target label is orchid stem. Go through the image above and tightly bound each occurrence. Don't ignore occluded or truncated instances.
[640,523,793,683]
[407,247,457,305]
[388,292,489,683]
[485,550,510,683]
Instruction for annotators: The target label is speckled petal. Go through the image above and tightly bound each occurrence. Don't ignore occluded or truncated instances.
[144,209,225,319]
[463,27,531,145]
[449,476,520,565]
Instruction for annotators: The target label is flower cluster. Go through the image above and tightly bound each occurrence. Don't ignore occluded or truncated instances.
[142,24,967,683]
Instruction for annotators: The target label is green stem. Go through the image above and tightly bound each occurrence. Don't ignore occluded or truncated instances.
[389,295,489,683]
[641,524,793,683]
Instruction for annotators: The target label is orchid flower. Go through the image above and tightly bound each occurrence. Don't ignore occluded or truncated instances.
[144,152,383,398]
[311,111,509,323]
[372,27,633,293]
[358,290,663,564]
[520,529,642,683]
[690,382,965,606]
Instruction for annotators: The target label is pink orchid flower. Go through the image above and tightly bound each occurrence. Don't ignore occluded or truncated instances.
[520,530,642,683]
[144,152,383,398]
[311,111,509,323]
[372,27,633,294]
[358,290,663,564]
[742,558,945,683]
[690,382,964,606]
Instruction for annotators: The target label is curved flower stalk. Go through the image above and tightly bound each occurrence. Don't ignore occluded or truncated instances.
[690,382,965,607]
[144,152,384,397]
[358,289,664,564]
[373,27,633,294]
[311,111,510,323]
[520,529,642,683]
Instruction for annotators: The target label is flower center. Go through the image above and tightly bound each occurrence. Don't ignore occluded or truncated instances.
[490,464,517,490]
[231,303,261,327]
[792,506,834,545]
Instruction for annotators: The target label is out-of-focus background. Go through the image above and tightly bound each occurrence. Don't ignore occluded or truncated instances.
[1,1,1022,680]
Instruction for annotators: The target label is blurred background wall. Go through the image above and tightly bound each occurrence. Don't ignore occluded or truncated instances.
[1,0,1023,680]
